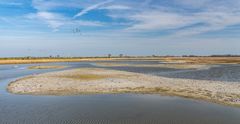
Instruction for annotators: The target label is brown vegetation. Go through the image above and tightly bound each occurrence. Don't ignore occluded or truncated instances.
[0,57,159,65]
[1,57,239,65]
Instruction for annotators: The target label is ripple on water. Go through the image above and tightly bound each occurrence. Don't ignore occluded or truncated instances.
[0,94,239,124]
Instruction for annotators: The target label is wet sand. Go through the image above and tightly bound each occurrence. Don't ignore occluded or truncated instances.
[8,68,240,107]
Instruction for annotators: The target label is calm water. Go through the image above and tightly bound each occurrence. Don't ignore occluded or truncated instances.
[100,61,240,82]
[0,62,240,124]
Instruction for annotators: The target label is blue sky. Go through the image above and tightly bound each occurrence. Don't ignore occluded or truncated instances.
[0,0,240,57]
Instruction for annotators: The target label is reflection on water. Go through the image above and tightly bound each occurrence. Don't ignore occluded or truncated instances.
[0,61,240,124]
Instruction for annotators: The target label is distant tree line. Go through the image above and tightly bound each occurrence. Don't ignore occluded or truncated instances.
[182,55,240,57]
[1,54,240,60]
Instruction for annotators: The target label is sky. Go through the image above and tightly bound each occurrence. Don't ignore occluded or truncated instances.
[0,0,240,57]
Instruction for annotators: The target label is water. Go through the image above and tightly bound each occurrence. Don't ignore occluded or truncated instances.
[163,64,240,82]
[0,62,240,124]
[99,61,240,82]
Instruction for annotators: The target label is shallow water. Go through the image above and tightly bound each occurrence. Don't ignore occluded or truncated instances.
[100,61,240,82]
[0,62,240,124]
[164,64,240,82]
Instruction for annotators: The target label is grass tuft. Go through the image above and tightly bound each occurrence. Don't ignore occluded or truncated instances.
[56,74,108,80]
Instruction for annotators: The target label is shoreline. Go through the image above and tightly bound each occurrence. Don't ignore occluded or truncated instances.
[28,65,68,69]
[0,57,240,65]
[7,68,240,107]
[95,62,212,70]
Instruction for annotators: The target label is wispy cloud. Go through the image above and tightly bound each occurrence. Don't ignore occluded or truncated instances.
[73,0,114,18]
[116,0,240,36]
[175,11,240,36]
[0,1,23,6]
[100,5,131,10]
[26,11,104,31]
[127,11,195,31]
[26,12,65,31]
[29,0,106,31]
[17,0,240,36]
[70,20,104,27]
[174,0,211,8]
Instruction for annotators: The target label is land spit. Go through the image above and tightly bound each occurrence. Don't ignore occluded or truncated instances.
[28,65,67,69]
[8,68,240,107]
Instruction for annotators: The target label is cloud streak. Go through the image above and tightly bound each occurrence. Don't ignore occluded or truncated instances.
[29,0,107,31]
[73,0,114,18]
[100,5,131,10]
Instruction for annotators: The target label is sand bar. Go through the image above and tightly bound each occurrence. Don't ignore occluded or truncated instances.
[8,68,240,107]
[28,65,67,69]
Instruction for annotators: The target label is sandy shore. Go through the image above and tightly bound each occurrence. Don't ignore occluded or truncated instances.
[8,68,240,107]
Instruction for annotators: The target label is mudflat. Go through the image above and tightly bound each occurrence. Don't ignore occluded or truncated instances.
[7,68,240,107]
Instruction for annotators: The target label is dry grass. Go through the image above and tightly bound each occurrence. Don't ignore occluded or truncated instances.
[0,58,106,64]
[54,74,108,80]
[0,57,159,65]
[1,57,239,65]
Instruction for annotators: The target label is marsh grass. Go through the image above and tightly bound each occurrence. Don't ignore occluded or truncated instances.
[55,74,108,80]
